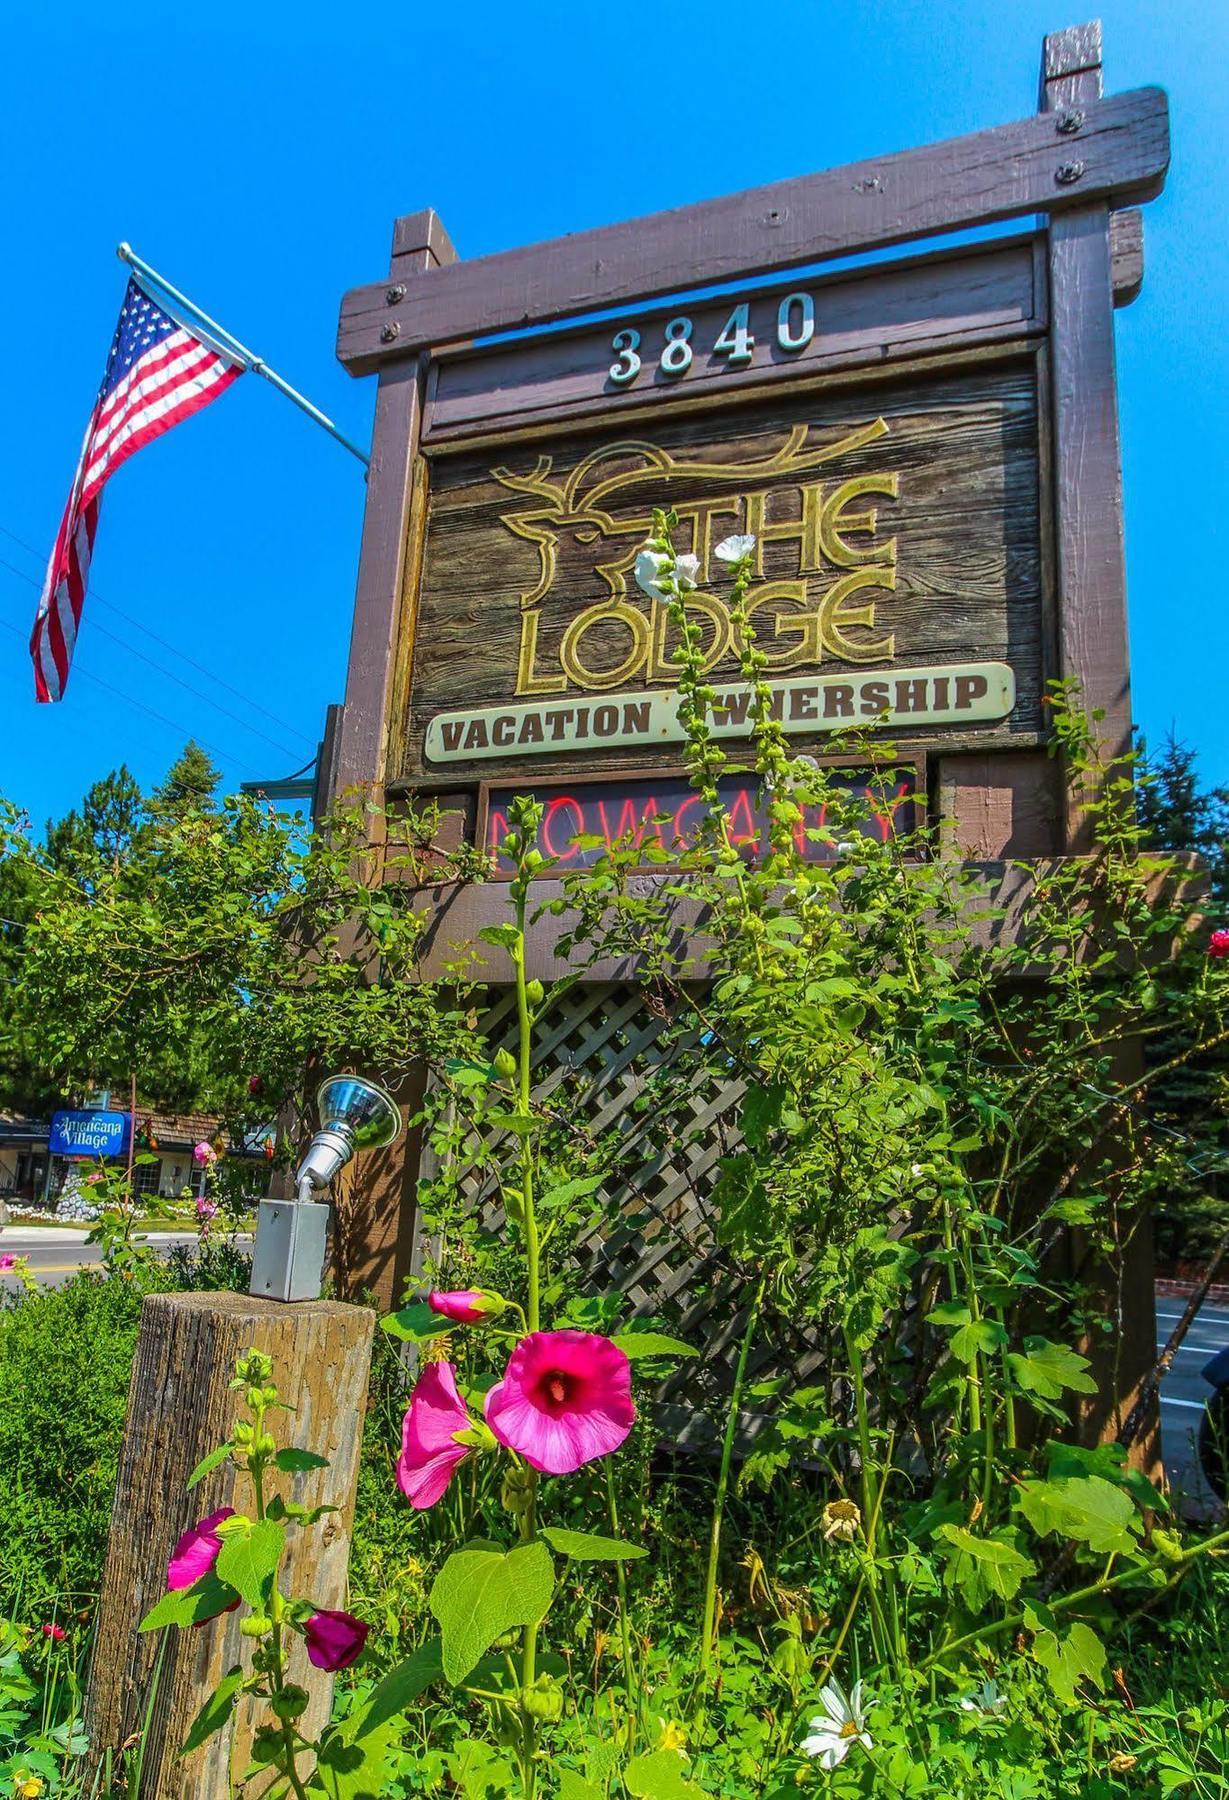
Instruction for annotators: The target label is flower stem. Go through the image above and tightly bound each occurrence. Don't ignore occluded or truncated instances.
[695,1269,766,1708]
[606,1458,639,1744]
[511,873,541,1799]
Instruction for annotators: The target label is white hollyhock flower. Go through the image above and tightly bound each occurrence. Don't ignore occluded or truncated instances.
[634,548,699,600]
[713,533,757,563]
[958,1679,1006,1715]
[800,1679,872,1769]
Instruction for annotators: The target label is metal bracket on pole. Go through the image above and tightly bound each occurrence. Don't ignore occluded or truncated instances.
[116,243,370,469]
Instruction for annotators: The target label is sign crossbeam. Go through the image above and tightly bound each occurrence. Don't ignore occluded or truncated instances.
[338,84,1168,370]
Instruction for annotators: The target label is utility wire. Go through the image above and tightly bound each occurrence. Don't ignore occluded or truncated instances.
[0,522,316,749]
[0,611,260,778]
[0,553,306,764]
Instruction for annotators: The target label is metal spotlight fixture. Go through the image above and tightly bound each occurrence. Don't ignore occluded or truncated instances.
[249,1075,403,1303]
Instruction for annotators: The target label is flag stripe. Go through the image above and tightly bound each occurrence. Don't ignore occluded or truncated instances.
[30,279,241,701]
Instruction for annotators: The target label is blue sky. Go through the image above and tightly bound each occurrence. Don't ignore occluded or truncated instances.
[2,0,1225,826]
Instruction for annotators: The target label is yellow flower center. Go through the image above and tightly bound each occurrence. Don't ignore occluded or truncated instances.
[839,1720,859,1740]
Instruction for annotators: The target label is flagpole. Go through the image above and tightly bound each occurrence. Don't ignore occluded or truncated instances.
[116,243,370,469]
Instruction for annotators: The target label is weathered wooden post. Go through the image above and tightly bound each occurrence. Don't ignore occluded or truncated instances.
[87,1293,374,1797]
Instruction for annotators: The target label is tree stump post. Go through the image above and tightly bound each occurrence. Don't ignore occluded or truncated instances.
[86,1291,375,1798]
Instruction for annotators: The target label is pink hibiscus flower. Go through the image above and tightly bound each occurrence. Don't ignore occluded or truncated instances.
[1209,929,1229,959]
[397,1362,474,1509]
[484,1331,634,1476]
[167,1507,234,1590]
[303,1608,368,1671]
[428,1288,494,1324]
[193,1141,217,1166]
[0,1254,15,1272]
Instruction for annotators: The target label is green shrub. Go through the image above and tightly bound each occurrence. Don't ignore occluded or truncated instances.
[0,1271,157,1618]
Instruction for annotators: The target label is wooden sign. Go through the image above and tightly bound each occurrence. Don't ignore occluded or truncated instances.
[482,767,919,873]
[405,365,1038,783]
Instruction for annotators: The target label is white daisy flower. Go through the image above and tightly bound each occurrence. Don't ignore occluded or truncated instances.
[634,548,699,599]
[958,1678,1006,1716]
[713,533,757,564]
[800,1679,872,1768]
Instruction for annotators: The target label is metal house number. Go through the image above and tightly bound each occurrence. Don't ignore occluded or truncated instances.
[608,291,817,387]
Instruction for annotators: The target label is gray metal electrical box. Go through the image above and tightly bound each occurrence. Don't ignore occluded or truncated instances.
[248,1200,330,1303]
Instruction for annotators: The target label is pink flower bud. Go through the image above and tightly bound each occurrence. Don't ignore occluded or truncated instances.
[303,1608,368,1671]
[41,1622,66,1642]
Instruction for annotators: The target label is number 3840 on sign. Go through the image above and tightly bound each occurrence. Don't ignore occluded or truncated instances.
[608,292,817,387]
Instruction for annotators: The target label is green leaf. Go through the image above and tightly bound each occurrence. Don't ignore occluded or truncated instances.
[429,1540,555,1684]
[541,1528,647,1562]
[541,1175,603,1209]
[215,1518,285,1611]
[926,1303,971,1329]
[1008,1337,1098,1399]
[186,1442,233,1491]
[612,1331,697,1362]
[949,1319,1008,1365]
[1024,1607,1107,1706]
[559,1776,603,1800]
[139,1573,238,1632]
[937,1526,1035,1612]
[349,1639,443,1738]
[447,1737,519,1800]
[712,1153,770,1256]
[625,1749,709,1798]
[180,1667,243,1754]
[380,1304,449,1343]
[740,1083,786,1150]
[309,1719,397,1800]
[1017,1476,1139,1555]
[273,1448,330,1474]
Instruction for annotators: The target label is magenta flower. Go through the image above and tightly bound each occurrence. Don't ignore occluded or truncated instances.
[304,1608,368,1671]
[0,1254,15,1272]
[195,1197,218,1221]
[193,1140,217,1166]
[1209,929,1229,959]
[485,1331,635,1476]
[429,1288,495,1324]
[398,1361,474,1509]
[41,1622,66,1642]
[167,1507,234,1590]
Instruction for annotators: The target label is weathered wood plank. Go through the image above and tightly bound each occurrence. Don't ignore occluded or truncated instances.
[337,86,1169,371]
[1110,206,1143,305]
[422,238,1041,443]
[1040,28,1133,847]
[329,213,457,802]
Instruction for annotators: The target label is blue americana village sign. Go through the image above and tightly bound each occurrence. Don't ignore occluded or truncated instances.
[49,1109,131,1157]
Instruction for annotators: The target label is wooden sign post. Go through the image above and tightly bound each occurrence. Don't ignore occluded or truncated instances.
[328,24,1169,1386]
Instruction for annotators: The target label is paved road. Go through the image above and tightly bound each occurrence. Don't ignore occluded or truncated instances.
[0,1227,248,1290]
[1156,1295,1229,1518]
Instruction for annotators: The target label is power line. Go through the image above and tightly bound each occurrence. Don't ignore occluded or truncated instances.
[0,611,260,777]
[0,522,316,749]
[0,554,307,764]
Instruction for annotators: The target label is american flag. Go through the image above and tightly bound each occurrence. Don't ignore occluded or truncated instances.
[30,277,242,702]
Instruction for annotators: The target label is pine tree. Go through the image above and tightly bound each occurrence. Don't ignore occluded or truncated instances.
[44,765,146,881]
[150,741,221,820]
[1138,732,1229,910]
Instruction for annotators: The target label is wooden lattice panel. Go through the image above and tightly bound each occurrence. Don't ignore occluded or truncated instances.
[415,982,827,1447]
